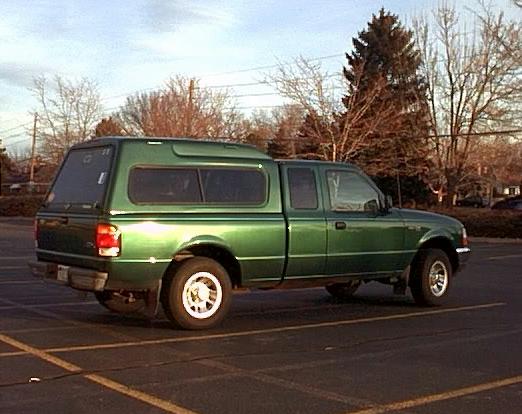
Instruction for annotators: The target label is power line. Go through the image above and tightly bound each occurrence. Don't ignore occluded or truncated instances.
[99,55,345,102]
[200,53,345,77]
[429,129,522,139]
[1,131,28,142]
[0,121,32,136]
[3,136,29,148]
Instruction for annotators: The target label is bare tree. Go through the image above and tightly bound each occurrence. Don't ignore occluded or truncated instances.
[237,109,274,151]
[267,105,306,158]
[467,133,522,196]
[414,2,522,204]
[94,117,127,137]
[116,76,242,140]
[266,57,399,163]
[31,76,102,165]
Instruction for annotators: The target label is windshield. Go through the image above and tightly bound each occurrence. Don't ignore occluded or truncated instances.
[46,146,113,209]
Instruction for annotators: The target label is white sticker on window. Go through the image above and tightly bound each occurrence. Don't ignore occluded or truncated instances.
[98,172,107,185]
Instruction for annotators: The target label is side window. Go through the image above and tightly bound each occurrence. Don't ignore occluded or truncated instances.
[200,169,266,204]
[326,170,380,212]
[128,168,202,203]
[287,168,318,210]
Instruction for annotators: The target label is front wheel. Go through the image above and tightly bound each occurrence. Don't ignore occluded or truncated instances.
[410,249,452,306]
[161,257,232,330]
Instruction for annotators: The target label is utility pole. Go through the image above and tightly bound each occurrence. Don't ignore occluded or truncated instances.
[29,112,38,191]
[186,78,195,137]
[0,138,5,197]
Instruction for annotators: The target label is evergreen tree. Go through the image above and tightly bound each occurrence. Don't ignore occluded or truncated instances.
[295,111,326,160]
[343,9,430,180]
[267,126,292,159]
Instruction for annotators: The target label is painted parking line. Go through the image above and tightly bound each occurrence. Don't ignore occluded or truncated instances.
[0,280,37,285]
[345,375,522,414]
[0,302,504,358]
[0,256,34,261]
[0,300,98,311]
[483,254,522,261]
[0,265,29,270]
[0,332,199,414]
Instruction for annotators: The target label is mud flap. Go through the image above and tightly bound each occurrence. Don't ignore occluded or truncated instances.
[393,265,410,295]
[142,279,162,319]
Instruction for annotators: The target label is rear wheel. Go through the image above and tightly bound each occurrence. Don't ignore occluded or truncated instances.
[161,257,232,330]
[410,248,452,306]
[325,280,361,300]
[94,291,146,314]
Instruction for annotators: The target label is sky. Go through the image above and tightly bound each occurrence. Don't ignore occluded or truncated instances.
[0,0,519,152]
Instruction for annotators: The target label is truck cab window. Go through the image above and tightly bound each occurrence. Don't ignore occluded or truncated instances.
[326,170,380,212]
[288,168,318,209]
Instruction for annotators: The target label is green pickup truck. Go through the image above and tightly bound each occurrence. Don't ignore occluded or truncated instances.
[29,137,470,329]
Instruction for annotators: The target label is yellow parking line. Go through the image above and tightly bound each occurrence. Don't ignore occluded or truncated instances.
[34,302,506,355]
[345,375,522,414]
[0,333,198,414]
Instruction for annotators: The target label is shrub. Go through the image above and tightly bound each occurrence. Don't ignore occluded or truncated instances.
[0,195,45,217]
[432,208,522,239]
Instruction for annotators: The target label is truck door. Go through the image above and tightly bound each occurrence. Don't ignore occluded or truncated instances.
[280,165,327,278]
[320,167,406,277]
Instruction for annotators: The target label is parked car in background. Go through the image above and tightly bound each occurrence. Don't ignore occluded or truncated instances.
[456,195,488,208]
[492,196,522,211]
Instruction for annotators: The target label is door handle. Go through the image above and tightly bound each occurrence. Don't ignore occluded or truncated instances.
[335,221,346,230]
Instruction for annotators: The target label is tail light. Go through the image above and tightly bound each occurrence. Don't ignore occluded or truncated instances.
[96,223,121,257]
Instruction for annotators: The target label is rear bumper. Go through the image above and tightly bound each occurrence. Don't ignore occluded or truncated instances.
[28,260,108,291]
[456,247,471,272]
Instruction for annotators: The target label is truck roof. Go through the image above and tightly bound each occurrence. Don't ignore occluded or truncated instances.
[72,136,272,160]
[276,158,360,170]
[71,137,360,167]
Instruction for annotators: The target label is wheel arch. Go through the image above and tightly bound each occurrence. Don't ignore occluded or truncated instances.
[165,242,242,288]
[413,236,458,274]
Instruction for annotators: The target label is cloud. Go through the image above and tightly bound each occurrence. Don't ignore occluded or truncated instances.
[142,0,237,32]
[0,63,51,88]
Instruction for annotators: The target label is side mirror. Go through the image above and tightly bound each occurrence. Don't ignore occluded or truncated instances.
[364,199,380,214]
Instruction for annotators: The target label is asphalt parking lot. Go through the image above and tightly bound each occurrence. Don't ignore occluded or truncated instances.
[0,221,521,414]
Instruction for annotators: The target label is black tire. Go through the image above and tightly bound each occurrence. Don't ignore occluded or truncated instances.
[94,291,146,314]
[160,257,232,330]
[325,280,361,300]
[410,248,452,306]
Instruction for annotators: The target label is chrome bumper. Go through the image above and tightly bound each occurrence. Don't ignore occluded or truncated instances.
[28,260,108,291]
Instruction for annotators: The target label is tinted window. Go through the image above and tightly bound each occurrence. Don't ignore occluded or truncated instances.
[288,168,318,209]
[129,168,201,203]
[326,170,380,212]
[47,146,112,208]
[201,169,266,204]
